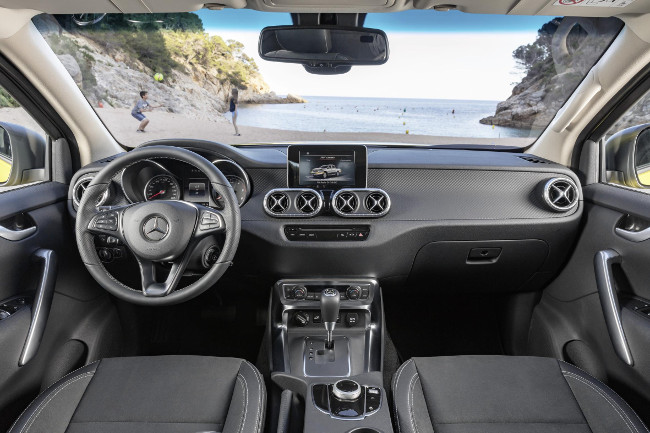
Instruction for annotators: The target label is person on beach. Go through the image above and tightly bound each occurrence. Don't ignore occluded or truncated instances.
[132,91,155,133]
[229,88,241,136]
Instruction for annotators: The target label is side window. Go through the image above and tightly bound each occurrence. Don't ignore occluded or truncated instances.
[603,89,650,190]
[0,84,48,189]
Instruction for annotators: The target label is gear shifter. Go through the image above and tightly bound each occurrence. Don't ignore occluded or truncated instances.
[321,288,340,349]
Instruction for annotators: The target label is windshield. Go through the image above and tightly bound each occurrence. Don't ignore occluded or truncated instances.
[32,11,622,148]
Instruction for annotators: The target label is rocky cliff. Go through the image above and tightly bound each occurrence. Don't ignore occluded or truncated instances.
[480,17,622,130]
[32,14,304,119]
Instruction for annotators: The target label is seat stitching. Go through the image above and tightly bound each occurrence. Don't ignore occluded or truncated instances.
[393,359,414,433]
[408,373,422,433]
[559,361,650,433]
[556,360,593,433]
[243,360,263,433]
[564,371,639,433]
[236,374,248,433]
[8,361,100,433]
[20,372,95,433]
[564,372,637,433]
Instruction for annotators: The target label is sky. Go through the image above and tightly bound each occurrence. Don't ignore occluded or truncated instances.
[196,10,551,101]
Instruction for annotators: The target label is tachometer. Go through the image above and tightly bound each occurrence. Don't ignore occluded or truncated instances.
[226,174,248,206]
[144,175,180,201]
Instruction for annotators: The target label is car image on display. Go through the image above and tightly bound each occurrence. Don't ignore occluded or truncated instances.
[2,2,650,433]
[310,164,342,179]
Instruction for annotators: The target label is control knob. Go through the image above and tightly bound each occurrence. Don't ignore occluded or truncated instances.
[294,286,307,300]
[294,311,309,327]
[333,379,362,401]
[346,285,361,300]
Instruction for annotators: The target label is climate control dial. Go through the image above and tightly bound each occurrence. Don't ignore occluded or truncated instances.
[346,286,361,300]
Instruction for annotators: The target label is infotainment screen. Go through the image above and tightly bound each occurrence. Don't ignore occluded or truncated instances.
[287,145,367,189]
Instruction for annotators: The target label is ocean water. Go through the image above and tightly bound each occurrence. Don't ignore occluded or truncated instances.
[236,96,535,139]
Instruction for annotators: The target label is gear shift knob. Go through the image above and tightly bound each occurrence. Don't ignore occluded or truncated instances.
[321,288,340,349]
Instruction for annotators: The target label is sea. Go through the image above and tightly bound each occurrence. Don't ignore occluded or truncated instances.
[236,96,535,139]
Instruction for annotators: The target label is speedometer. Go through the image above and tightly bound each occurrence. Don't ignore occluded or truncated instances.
[226,175,248,206]
[144,175,180,201]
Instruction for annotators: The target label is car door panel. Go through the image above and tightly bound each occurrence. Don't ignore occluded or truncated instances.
[0,181,122,427]
[529,183,650,420]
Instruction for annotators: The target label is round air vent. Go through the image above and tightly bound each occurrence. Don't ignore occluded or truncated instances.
[73,177,92,207]
[365,191,389,214]
[543,178,579,212]
[297,192,319,214]
[335,192,358,214]
[266,192,289,214]
[73,176,109,208]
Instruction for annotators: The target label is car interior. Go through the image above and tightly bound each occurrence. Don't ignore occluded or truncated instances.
[2,1,650,433]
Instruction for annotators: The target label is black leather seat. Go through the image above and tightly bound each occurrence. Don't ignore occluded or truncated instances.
[393,355,649,433]
[8,356,265,433]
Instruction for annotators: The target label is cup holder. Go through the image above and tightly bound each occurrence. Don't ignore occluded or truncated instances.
[346,429,384,433]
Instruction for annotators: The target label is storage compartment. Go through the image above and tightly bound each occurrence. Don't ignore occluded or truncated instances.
[408,239,549,293]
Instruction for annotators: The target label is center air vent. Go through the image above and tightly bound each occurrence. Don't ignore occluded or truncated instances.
[543,178,579,212]
[297,192,318,213]
[264,188,322,218]
[266,192,289,214]
[335,192,359,214]
[365,192,389,214]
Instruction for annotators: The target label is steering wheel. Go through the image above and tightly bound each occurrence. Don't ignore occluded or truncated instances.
[75,146,241,306]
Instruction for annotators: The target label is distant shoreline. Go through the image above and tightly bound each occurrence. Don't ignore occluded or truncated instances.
[0,106,533,149]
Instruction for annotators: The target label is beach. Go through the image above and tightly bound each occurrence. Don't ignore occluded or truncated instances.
[1,106,533,149]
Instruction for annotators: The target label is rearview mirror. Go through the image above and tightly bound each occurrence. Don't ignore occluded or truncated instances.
[259,26,389,68]
[605,123,650,188]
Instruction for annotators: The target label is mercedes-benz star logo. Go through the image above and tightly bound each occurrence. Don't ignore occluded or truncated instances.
[142,216,169,241]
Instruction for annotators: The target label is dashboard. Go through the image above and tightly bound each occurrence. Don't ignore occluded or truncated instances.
[68,141,584,294]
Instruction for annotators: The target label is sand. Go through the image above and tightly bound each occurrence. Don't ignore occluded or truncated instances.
[1,107,533,149]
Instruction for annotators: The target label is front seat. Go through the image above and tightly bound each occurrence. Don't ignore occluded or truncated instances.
[393,355,649,433]
[8,356,265,433]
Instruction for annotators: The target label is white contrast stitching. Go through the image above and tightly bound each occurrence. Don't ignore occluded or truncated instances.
[244,360,264,433]
[20,373,95,433]
[564,372,637,433]
[236,374,248,433]
[8,362,99,433]
[559,361,649,433]
[409,373,421,433]
[394,359,414,433]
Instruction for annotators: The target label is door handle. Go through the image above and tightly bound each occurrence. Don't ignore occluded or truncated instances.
[19,249,57,366]
[615,227,650,242]
[594,249,633,366]
[0,225,36,241]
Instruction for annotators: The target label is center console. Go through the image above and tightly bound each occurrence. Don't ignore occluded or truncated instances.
[270,279,392,433]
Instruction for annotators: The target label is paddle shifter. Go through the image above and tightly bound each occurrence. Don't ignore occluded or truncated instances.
[321,288,340,349]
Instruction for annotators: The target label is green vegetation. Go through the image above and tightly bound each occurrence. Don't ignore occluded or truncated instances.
[163,32,260,88]
[0,88,19,108]
[51,12,260,88]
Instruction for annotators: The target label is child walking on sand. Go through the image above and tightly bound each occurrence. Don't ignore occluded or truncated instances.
[229,89,240,136]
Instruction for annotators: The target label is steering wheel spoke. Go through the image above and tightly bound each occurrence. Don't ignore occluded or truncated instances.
[194,205,226,238]
[137,244,196,297]
[86,205,130,241]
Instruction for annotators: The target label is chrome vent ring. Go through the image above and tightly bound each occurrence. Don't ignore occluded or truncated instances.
[365,192,389,214]
[73,175,109,208]
[335,192,359,213]
[543,178,579,212]
[267,192,289,214]
[297,192,318,213]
